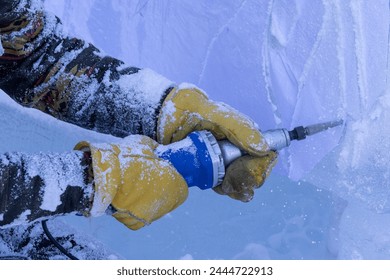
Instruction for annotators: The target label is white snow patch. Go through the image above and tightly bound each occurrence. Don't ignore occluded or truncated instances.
[24,152,87,212]
[155,136,196,156]
[117,68,174,106]
[12,210,31,226]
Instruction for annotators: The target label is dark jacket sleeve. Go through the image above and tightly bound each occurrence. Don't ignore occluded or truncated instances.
[0,0,173,139]
[0,150,93,228]
[0,0,20,25]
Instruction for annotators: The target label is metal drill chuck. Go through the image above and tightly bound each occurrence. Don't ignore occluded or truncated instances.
[197,131,226,187]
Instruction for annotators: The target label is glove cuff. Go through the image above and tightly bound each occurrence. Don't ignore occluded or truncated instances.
[75,141,121,217]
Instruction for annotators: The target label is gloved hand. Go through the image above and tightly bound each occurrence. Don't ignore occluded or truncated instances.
[75,135,188,230]
[157,86,277,202]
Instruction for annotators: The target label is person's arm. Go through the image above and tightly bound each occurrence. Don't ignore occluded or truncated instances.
[0,0,277,204]
[0,0,172,139]
[0,150,92,227]
[0,135,188,230]
[0,0,20,25]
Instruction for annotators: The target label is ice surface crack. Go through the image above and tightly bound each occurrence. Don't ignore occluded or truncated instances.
[197,0,248,85]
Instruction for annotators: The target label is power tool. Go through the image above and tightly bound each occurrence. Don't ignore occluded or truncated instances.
[155,120,343,190]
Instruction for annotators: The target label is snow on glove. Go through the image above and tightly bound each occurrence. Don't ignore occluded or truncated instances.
[157,85,277,202]
[75,136,188,230]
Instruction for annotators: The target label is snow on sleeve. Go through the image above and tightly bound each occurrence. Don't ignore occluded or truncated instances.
[10,210,31,227]
[112,68,175,137]
[115,68,174,108]
[0,36,4,56]
[25,152,88,212]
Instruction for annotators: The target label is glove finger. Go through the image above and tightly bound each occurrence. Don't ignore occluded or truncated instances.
[216,153,277,202]
[113,212,145,231]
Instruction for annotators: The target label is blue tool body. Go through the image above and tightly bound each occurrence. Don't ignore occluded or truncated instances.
[156,132,216,189]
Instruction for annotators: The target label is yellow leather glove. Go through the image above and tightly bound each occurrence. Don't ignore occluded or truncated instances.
[75,135,188,230]
[157,86,277,202]
[213,154,277,202]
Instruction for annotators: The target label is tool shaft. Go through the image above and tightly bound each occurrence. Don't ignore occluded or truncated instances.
[304,119,343,136]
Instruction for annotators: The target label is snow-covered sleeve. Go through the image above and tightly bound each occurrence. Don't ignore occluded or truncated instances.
[0,151,93,228]
[0,0,174,139]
